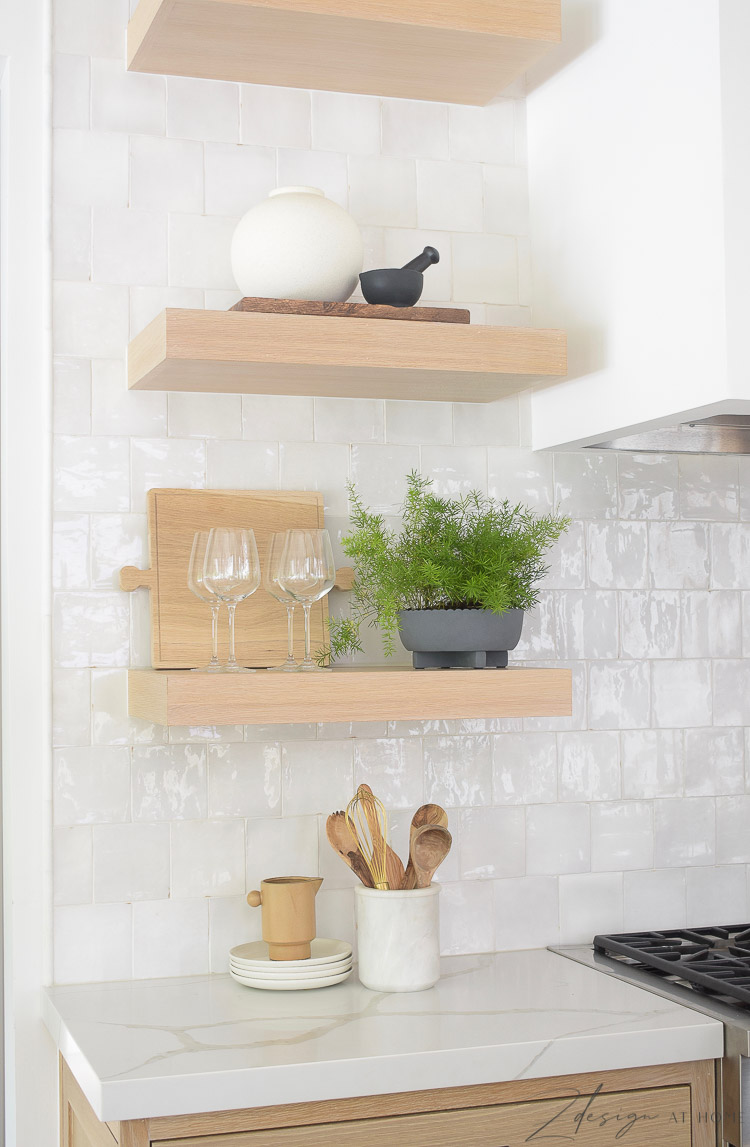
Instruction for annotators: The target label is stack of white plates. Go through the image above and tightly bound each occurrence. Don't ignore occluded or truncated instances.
[229,938,353,991]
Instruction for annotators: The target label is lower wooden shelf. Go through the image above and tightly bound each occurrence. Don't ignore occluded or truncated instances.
[128,666,572,726]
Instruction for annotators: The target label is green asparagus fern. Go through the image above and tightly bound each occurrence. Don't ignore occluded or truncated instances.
[321,471,569,663]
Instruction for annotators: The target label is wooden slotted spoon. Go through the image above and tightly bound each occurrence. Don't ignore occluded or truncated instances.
[402,803,449,889]
[410,824,452,889]
[325,811,374,888]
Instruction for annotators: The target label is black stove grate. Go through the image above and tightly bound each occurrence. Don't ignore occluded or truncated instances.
[594,925,750,1007]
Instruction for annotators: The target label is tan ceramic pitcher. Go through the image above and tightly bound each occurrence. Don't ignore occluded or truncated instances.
[246,876,323,960]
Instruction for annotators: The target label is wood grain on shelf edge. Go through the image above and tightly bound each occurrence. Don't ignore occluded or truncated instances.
[128,310,567,401]
[128,2,560,107]
[127,666,573,725]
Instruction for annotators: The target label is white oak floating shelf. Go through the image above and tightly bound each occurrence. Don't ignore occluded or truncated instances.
[128,0,561,106]
[128,309,568,403]
[128,666,573,726]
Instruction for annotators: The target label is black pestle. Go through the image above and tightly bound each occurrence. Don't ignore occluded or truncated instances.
[401,246,440,274]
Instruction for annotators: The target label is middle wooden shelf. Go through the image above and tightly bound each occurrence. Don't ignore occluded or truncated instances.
[128,666,573,726]
[128,308,568,403]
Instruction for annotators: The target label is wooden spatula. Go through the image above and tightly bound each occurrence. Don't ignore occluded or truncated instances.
[411,824,452,889]
[325,811,374,887]
[402,803,449,889]
[357,783,405,891]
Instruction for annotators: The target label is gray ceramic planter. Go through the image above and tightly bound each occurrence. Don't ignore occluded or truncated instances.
[397,608,524,669]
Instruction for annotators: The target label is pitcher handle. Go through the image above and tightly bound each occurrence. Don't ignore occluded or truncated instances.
[247,890,262,907]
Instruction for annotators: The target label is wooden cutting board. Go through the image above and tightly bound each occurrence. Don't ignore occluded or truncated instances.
[120,489,352,670]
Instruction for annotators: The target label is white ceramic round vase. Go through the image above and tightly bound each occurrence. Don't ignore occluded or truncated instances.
[355,884,441,993]
[230,186,364,303]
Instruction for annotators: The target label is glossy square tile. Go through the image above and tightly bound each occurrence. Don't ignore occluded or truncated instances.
[649,522,710,589]
[681,591,742,658]
[623,869,686,931]
[168,76,239,143]
[620,591,681,659]
[54,903,132,984]
[130,135,204,214]
[587,522,647,589]
[459,807,525,879]
[417,160,483,232]
[353,738,423,810]
[559,872,623,943]
[91,359,167,437]
[91,58,165,136]
[684,728,744,796]
[622,730,684,799]
[240,84,310,149]
[439,881,494,955]
[554,453,618,520]
[53,513,89,590]
[93,822,170,902]
[686,866,748,926]
[204,142,275,217]
[171,819,245,898]
[131,745,207,821]
[526,803,590,875]
[652,660,712,728]
[654,798,716,867]
[587,661,650,730]
[53,668,91,748]
[493,875,559,950]
[53,591,130,668]
[54,746,131,826]
[312,90,380,156]
[679,455,739,521]
[424,735,492,808]
[133,898,208,978]
[492,732,557,804]
[617,454,679,519]
[245,815,318,889]
[448,101,515,165]
[209,896,261,972]
[716,797,750,864]
[591,802,653,871]
[558,732,621,801]
[208,743,281,818]
[282,740,353,816]
[382,99,448,160]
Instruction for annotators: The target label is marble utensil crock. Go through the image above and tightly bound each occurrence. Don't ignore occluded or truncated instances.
[230,186,364,302]
[355,883,440,992]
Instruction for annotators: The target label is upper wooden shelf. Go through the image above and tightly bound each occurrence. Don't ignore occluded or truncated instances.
[128,309,567,403]
[128,666,572,726]
[128,0,561,106]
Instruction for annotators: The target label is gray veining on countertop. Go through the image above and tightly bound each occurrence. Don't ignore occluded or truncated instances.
[43,948,723,1123]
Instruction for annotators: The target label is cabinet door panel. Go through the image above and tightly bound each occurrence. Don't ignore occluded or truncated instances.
[157,1084,693,1147]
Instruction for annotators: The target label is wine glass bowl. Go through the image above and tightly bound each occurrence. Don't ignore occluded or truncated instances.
[277,529,335,672]
[263,531,298,672]
[187,530,223,673]
[202,527,261,673]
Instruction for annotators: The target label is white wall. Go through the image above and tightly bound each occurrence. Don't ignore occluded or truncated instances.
[49,0,750,1002]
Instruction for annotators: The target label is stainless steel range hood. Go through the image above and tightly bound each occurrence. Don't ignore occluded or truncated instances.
[590,416,750,455]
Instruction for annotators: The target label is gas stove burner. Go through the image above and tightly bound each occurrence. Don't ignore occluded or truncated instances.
[594,925,750,1008]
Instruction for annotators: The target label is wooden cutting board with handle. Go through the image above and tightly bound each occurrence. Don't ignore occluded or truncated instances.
[120,488,353,670]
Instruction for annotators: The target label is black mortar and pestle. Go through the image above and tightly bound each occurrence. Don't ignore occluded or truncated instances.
[359,246,440,307]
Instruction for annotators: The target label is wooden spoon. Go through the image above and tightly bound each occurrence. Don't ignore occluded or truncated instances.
[411,824,452,889]
[325,811,374,888]
[402,803,449,889]
[357,783,406,891]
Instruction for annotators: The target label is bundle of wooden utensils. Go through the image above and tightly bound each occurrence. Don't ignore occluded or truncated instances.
[326,784,452,890]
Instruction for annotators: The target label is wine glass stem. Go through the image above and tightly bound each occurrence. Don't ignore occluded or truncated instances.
[227,602,238,669]
[302,602,313,666]
[286,604,295,664]
[210,604,221,668]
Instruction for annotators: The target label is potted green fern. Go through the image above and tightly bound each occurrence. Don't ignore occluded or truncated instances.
[324,472,569,669]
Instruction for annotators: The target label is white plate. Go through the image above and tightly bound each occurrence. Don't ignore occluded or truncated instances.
[230,958,352,979]
[229,967,353,991]
[229,938,351,968]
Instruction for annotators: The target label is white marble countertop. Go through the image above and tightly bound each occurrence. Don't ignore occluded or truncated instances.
[42,949,724,1123]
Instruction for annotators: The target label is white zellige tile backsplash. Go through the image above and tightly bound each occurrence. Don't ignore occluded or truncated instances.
[51,0,750,983]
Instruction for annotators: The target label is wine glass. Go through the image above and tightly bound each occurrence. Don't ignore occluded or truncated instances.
[277,529,335,672]
[263,531,299,672]
[202,527,261,673]
[187,531,223,673]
